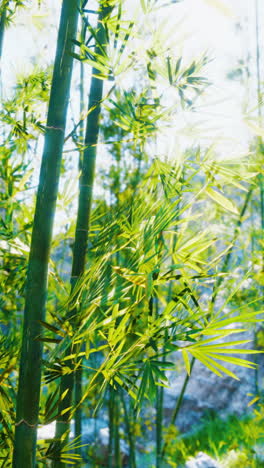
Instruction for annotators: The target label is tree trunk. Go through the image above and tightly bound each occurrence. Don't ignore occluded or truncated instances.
[12,1,80,467]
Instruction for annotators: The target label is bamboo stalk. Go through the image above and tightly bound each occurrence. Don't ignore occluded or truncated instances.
[155,297,163,468]
[157,191,180,466]
[114,391,122,468]
[255,0,264,245]
[156,385,163,468]
[108,386,115,468]
[254,0,263,396]
[121,391,136,468]
[0,4,7,60]
[53,4,112,465]
[74,21,86,454]
[12,2,80,467]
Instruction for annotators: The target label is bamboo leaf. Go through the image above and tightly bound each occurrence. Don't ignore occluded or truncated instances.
[248,396,260,407]
[206,353,257,369]
[190,350,223,377]
[206,187,239,214]
[182,349,191,375]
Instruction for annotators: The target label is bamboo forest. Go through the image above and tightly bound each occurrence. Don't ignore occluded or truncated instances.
[0,0,264,466]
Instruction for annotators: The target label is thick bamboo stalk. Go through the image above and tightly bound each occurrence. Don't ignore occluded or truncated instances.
[12,2,80,467]
[114,392,122,468]
[108,387,121,468]
[0,4,7,60]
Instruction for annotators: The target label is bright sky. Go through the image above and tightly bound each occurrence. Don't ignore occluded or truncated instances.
[3,0,262,154]
[1,0,263,224]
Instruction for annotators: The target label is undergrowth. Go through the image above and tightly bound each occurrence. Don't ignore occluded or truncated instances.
[164,406,264,467]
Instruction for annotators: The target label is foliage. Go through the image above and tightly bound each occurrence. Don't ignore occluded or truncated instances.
[164,409,264,468]
[0,0,28,26]
[0,0,263,466]
[40,154,260,409]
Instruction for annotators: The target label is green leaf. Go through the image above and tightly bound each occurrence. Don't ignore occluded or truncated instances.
[167,57,173,85]
[182,349,191,375]
[206,187,239,214]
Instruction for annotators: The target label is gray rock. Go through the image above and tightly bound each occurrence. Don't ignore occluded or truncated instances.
[81,418,129,465]
[184,452,222,468]
[164,327,262,432]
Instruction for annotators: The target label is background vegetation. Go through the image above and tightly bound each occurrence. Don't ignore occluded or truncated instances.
[0,0,263,467]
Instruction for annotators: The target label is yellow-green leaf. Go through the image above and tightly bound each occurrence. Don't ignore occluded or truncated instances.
[206,187,239,215]
[182,349,191,375]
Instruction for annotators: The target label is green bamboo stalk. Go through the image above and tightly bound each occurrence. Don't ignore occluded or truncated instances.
[0,3,7,60]
[74,21,86,454]
[0,0,8,111]
[157,195,180,468]
[121,391,136,468]
[12,2,80,467]
[254,0,263,397]
[70,4,111,285]
[108,386,115,468]
[255,0,264,245]
[156,385,163,468]
[255,0,262,122]
[155,297,163,468]
[53,4,112,465]
[114,391,122,468]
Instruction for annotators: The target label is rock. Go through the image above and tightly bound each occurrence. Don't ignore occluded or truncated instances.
[163,327,262,432]
[81,419,129,466]
[184,451,222,468]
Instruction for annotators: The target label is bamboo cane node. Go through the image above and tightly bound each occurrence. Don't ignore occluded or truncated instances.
[15,419,37,429]
[45,125,64,132]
